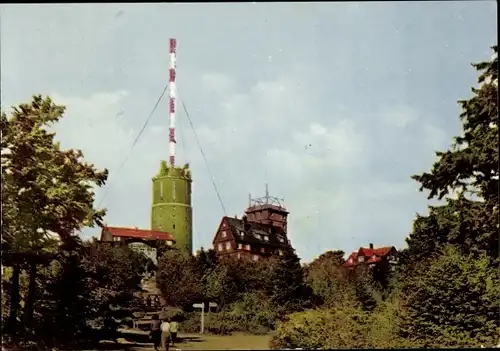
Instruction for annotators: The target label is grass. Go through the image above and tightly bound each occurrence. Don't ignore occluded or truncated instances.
[173,333,272,350]
[94,331,273,350]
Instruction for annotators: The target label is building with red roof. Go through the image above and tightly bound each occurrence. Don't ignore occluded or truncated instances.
[343,243,399,270]
[100,226,175,244]
[100,226,175,264]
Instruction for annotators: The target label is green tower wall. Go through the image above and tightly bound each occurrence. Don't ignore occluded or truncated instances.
[151,160,193,254]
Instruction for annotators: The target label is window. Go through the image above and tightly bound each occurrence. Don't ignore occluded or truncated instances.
[221,231,227,238]
[358,256,365,263]
[255,234,261,240]
[238,244,243,250]
[278,250,283,256]
[225,241,231,250]
[277,235,284,243]
[240,231,245,237]
[253,255,259,261]
[237,253,241,259]
[218,243,223,251]
[260,247,265,253]
[264,236,269,241]
[245,244,251,251]
[172,180,176,200]
[160,182,164,199]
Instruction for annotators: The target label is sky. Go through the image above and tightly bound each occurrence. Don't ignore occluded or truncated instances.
[1,2,497,262]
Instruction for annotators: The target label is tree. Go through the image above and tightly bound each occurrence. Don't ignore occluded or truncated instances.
[304,250,346,306]
[398,246,500,348]
[269,251,315,317]
[1,95,108,250]
[0,95,107,334]
[34,241,146,348]
[156,249,203,308]
[408,46,498,260]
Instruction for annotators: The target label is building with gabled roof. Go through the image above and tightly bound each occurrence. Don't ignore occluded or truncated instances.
[212,186,294,261]
[100,226,175,244]
[343,243,398,270]
[100,226,175,264]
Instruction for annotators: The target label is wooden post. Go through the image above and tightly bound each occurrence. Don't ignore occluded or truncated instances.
[200,304,205,334]
[23,261,37,326]
[6,264,21,331]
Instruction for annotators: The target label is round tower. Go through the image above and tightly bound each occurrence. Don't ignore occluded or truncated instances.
[151,160,193,254]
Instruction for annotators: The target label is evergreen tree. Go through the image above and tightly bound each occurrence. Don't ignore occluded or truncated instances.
[406,45,498,262]
[270,251,315,317]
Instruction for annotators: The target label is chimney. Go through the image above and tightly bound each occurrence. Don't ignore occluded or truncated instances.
[242,215,251,231]
[369,243,374,249]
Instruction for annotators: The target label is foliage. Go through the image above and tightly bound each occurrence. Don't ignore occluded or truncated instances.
[29,242,146,348]
[304,250,346,306]
[156,249,203,309]
[269,251,316,317]
[1,95,108,251]
[398,245,500,348]
[408,46,498,261]
[270,303,369,349]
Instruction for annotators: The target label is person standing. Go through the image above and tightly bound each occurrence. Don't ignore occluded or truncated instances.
[150,314,161,351]
[160,318,171,351]
[169,318,179,346]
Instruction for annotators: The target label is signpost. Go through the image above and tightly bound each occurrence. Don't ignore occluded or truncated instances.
[192,302,218,334]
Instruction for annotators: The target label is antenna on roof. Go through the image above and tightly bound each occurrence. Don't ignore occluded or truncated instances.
[248,184,285,208]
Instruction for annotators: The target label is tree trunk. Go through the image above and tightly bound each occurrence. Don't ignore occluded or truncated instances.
[23,261,37,327]
[6,264,21,331]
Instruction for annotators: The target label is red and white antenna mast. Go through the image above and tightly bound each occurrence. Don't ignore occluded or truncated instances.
[169,38,177,167]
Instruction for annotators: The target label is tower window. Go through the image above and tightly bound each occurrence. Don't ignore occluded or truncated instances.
[160,182,164,199]
[172,181,176,200]
[173,224,176,229]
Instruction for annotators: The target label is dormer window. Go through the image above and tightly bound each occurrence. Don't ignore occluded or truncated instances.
[358,256,365,263]
[277,235,284,243]
[255,234,261,240]
[240,231,245,237]
[264,236,269,241]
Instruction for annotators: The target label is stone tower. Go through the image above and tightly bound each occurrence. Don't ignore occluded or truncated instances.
[151,160,193,254]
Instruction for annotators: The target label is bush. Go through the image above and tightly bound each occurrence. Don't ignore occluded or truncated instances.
[270,304,369,349]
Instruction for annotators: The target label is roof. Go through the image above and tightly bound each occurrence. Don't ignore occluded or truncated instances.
[215,216,291,249]
[102,226,175,241]
[343,246,395,268]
